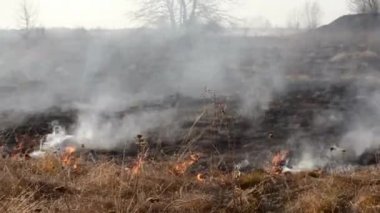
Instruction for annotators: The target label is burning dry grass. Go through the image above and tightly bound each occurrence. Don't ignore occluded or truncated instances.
[0,155,380,212]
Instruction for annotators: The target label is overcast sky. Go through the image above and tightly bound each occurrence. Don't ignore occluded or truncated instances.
[0,0,350,29]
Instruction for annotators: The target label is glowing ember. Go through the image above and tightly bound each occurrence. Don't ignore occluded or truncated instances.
[172,154,200,176]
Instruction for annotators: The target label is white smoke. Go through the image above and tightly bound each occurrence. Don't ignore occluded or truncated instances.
[30,122,74,158]
[294,151,328,170]
[42,124,74,150]
[0,29,290,151]
[74,108,177,150]
[339,89,380,157]
[340,127,379,156]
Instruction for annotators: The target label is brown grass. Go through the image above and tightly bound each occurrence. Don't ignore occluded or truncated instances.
[0,155,380,212]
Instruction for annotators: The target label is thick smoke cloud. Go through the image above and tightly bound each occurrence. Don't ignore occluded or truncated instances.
[0,29,287,148]
[2,22,380,171]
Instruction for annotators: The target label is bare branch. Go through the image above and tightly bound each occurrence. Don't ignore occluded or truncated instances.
[348,0,379,14]
[132,0,237,29]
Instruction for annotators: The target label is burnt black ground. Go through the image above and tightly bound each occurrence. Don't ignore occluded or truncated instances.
[1,78,378,169]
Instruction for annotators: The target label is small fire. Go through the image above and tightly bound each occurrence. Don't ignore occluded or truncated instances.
[172,154,200,176]
[131,157,144,176]
[9,134,39,160]
[271,150,290,174]
[127,134,148,176]
[61,146,77,168]
[11,142,26,159]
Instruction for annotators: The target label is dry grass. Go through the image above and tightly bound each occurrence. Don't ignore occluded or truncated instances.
[0,155,380,213]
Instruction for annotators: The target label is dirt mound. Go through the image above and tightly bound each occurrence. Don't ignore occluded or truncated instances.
[318,14,380,33]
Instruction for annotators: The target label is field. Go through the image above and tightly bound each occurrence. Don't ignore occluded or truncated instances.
[1,154,380,212]
[1,14,380,213]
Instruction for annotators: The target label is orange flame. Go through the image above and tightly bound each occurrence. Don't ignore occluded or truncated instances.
[172,154,200,176]
[61,146,77,168]
[131,157,144,176]
[11,142,25,159]
[271,150,289,174]
[9,134,39,160]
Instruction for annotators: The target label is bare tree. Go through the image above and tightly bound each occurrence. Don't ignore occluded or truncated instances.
[18,0,37,30]
[133,0,236,29]
[287,8,302,30]
[18,0,38,38]
[303,1,322,29]
[348,0,379,14]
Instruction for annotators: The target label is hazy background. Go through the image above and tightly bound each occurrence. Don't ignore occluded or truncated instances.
[0,0,349,29]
